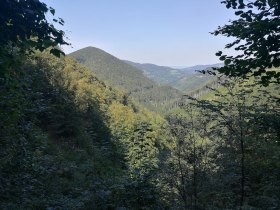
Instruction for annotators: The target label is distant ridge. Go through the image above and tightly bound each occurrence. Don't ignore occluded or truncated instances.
[124,60,220,93]
[180,63,223,73]
[123,60,185,84]
[69,47,183,113]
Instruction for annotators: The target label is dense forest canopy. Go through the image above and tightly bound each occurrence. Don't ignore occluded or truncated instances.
[69,47,183,114]
[0,0,279,209]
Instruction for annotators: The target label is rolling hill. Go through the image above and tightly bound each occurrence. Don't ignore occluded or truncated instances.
[179,63,223,73]
[124,60,185,84]
[69,47,183,113]
[124,60,220,93]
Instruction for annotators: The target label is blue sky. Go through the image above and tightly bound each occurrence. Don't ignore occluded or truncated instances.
[44,0,236,66]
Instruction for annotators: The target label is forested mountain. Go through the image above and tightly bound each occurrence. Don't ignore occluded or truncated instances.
[2,1,280,209]
[69,47,182,113]
[168,73,214,93]
[180,63,223,73]
[124,60,217,93]
[1,51,170,209]
[124,60,186,84]
[3,49,279,209]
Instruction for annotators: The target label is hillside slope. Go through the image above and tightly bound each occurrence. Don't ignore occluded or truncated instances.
[124,60,185,84]
[1,51,170,209]
[69,47,183,113]
[124,60,216,93]
[180,63,223,73]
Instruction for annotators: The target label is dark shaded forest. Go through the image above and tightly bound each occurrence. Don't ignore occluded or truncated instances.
[0,0,279,209]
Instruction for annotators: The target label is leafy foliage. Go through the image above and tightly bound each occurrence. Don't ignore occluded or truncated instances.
[1,1,280,209]
[0,51,168,209]
[186,78,280,209]
[212,0,280,85]
[0,0,68,60]
[162,106,214,209]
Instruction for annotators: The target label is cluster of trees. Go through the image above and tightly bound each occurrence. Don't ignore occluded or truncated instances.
[0,3,168,207]
[1,0,279,209]
[0,50,171,209]
[161,78,280,209]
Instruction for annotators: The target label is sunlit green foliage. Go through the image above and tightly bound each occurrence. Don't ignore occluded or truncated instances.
[1,1,280,209]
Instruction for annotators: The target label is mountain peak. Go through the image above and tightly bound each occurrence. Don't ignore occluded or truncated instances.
[69,46,114,58]
[69,47,183,113]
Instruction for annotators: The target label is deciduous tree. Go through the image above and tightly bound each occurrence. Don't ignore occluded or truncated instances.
[212,0,280,85]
